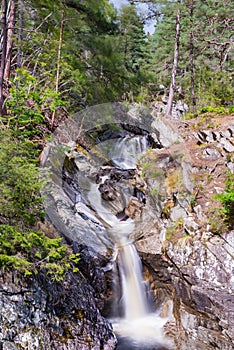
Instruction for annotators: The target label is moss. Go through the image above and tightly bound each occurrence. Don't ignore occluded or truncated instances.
[165,168,184,195]
[151,188,159,196]
[140,160,164,180]
[209,210,231,234]
[165,218,184,243]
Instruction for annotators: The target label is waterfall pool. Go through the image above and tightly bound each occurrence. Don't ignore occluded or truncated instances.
[111,313,171,349]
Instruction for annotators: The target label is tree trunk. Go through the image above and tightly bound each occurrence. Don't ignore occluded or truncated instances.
[166,3,181,117]
[51,10,65,127]
[4,0,16,80]
[17,0,23,68]
[0,0,8,115]
[189,0,197,114]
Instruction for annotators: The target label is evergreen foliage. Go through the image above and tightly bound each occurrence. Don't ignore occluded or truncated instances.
[216,172,234,229]
[5,68,65,139]
[0,132,43,226]
[0,224,80,280]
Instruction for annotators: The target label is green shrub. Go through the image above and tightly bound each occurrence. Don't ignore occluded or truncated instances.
[0,133,44,227]
[0,224,80,280]
[199,106,226,115]
[215,172,234,229]
[4,68,65,140]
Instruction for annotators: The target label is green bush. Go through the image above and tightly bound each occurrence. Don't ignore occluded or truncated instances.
[0,129,80,280]
[4,68,65,140]
[215,172,234,229]
[199,106,227,115]
[0,133,44,227]
[0,225,80,280]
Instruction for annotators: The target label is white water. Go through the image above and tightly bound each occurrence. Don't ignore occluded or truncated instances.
[109,221,148,321]
[110,223,170,349]
[119,241,148,320]
[111,135,149,169]
[88,135,171,349]
[88,182,119,226]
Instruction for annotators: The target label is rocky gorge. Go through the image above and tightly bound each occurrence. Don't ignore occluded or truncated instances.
[0,103,233,350]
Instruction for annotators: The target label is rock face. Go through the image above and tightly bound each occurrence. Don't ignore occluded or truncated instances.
[44,108,234,350]
[164,232,234,350]
[0,246,116,350]
[1,103,233,350]
[136,113,234,350]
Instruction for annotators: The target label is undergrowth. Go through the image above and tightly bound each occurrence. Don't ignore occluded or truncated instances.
[215,172,234,229]
[0,224,80,280]
[183,105,234,120]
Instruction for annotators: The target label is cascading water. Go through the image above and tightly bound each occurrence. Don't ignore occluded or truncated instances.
[111,135,149,169]
[109,221,149,321]
[118,238,148,321]
[109,224,170,350]
[87,134,172,350]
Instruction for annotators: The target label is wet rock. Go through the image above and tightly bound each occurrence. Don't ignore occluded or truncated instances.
[0,270,117,350]
[193,204,205,221]
[76,135,93,151]
[133,188,146,203]
[227,161,234,173]
[99,181,118,201]
[40,106,234,350]
[197,130,216,143]
[96,167,135,184]
[151,117,183,147]
[152,98,188,119]
[72,243,108,307]
[125,196,145,219]
[170,205,187,221]
[221,129,233,138]
[165,232,234,350]
[183,215,199,236]
[62,156,81,203]
[173,100,189,118]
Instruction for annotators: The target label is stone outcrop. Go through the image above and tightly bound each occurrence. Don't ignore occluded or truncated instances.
[164,232,234,350]
[1,103,233,349]
[48,108,233,349]
[0,246,116,350]
[136,113,234,350]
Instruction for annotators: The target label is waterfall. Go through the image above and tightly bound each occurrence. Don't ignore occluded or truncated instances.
[118,240,148,320]
[109,221,149,321]
[109,223,170,349]
[86,134,171,349]
[111,135,149,169]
